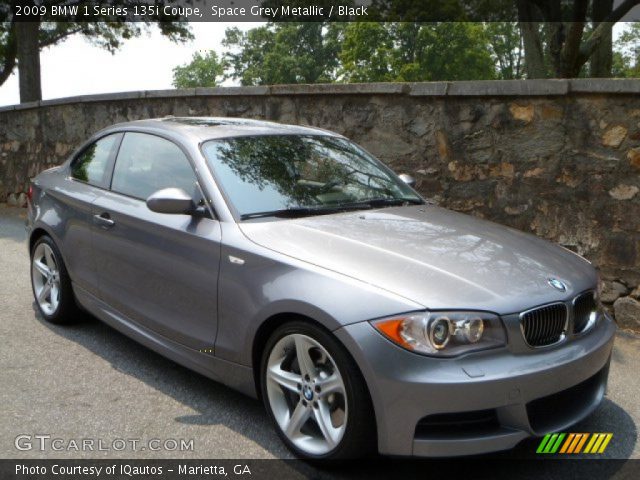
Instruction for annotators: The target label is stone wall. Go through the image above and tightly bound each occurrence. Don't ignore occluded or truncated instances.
[1,80,639,327]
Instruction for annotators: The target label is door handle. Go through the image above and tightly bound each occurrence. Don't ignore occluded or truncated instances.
[93,213,115,228]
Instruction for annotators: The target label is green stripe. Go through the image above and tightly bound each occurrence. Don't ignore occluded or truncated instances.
[543,434,559,453]
[537,434,552,453]
[550,433,566,453]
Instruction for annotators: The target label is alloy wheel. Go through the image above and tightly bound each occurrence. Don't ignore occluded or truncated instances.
[31,243,61,316]
[265,333,348,456]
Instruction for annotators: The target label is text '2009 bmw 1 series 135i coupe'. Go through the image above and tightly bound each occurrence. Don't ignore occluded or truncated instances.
[27,117,616,459]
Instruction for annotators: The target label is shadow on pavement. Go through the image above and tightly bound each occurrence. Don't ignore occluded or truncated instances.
[32,305,289,457]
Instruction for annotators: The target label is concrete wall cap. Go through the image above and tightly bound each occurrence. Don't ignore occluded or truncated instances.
[0,79,638,111]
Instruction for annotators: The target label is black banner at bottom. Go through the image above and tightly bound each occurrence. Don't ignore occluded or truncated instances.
[1,459,639,480]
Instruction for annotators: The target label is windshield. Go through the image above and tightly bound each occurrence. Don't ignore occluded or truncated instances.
[202,135,423,219]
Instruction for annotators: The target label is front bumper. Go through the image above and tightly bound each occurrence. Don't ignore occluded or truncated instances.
[335,313,616,457]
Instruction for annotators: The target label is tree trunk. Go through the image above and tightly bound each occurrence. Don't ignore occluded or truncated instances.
[519,21,547,78]
[16,21,42,103]
[591,0,613,77]
[516,0,547,78]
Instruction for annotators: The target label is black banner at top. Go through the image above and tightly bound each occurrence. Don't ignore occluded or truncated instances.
[4,1,640,23]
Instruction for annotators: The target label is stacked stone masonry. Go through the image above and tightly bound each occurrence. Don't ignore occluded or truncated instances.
[1,79,638,328]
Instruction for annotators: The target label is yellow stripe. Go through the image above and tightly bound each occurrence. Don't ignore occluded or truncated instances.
[590,434,606,454]
[574,434,589,454]
[598,434,613,454]
[560,433,575,453]
[584,434,599,453]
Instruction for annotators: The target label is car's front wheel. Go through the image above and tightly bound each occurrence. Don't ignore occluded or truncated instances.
[30,235,80,324]
[261,321,375,459]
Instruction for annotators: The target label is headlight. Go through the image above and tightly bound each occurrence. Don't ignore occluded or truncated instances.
[371,311,506,357]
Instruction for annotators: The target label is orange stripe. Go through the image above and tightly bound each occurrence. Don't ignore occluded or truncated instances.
[567,434,582,453]
[560,433,576,453]
[574,433,589,453]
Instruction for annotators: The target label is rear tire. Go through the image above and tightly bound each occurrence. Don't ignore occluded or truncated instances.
[30,235,82,324]
[260,320,376,460]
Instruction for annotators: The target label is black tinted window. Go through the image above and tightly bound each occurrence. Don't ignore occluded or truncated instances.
[111,133,197,200]
[71,134,119,187]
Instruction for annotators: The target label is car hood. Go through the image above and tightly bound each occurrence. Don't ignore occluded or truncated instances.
[238,205,596,314]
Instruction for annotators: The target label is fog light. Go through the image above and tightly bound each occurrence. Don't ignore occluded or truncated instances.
[429,317,451,349]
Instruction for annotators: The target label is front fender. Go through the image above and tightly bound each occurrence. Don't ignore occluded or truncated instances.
[214,223,423,366]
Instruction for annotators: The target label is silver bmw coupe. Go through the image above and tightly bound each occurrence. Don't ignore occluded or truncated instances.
[27,117,616,459]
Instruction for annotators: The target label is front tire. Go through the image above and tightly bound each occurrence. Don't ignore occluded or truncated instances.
[30,235,81,324]
[260,321,376,460]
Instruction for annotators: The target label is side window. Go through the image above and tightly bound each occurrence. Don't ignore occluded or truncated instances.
[111,132,198,201]
[70,134,119,188]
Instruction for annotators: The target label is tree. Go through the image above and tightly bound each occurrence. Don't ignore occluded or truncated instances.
[591,0,614,77]
[173,50,226,88]
[612,22,640,77]
[223,23,344,85]
[516,0,640,78]
[16,21,40,102]
[339,23,395,82]
[1,3,192,102]
[485,22,525,79]
[339,22,497,82]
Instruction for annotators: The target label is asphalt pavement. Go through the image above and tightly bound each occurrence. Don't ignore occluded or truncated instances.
[1,205,638,477]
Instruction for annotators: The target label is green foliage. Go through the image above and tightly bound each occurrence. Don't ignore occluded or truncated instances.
[339,22,497,82]
[612,23,640,78]
[222,23,344,85]
[173,51,226,88]
[187,21,502,85]
[484,22,524,80]
[339,23,395,82]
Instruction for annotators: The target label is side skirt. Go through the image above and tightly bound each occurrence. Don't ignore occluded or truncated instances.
[73,284,257,398]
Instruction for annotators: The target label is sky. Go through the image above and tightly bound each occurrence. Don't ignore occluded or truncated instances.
[0,22,633,107]
[0,23,259,107]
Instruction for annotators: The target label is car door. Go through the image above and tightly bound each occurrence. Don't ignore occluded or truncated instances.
[56,133,122,298]
[91,131,221,351]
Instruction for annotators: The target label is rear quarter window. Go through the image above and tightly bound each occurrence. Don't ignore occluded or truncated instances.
[70,134,120,188]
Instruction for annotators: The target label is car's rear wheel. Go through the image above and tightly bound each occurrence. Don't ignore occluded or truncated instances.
[261,321,375,459]
[30,235,80,324]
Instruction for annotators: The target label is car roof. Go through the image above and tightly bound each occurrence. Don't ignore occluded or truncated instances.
[105,117,339,142]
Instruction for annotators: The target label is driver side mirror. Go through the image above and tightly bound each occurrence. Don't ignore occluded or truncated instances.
[146,188,195,215]
[398,173,416,188]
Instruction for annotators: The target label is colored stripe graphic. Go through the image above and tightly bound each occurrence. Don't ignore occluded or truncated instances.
[573,433,589,453]
[584,433,613,453]
[550,433,565,453]
[584,433,599,453]
[538,433,613,454]
[543,433,558,453]
[559,433,575,453]
[597,434,613,453]
[537,433,565,453]
[536,434,551,453]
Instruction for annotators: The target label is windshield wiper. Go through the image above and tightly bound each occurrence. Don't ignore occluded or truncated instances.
[240,204,366,220]
[340,197,425,209]
[240,198,424,220]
